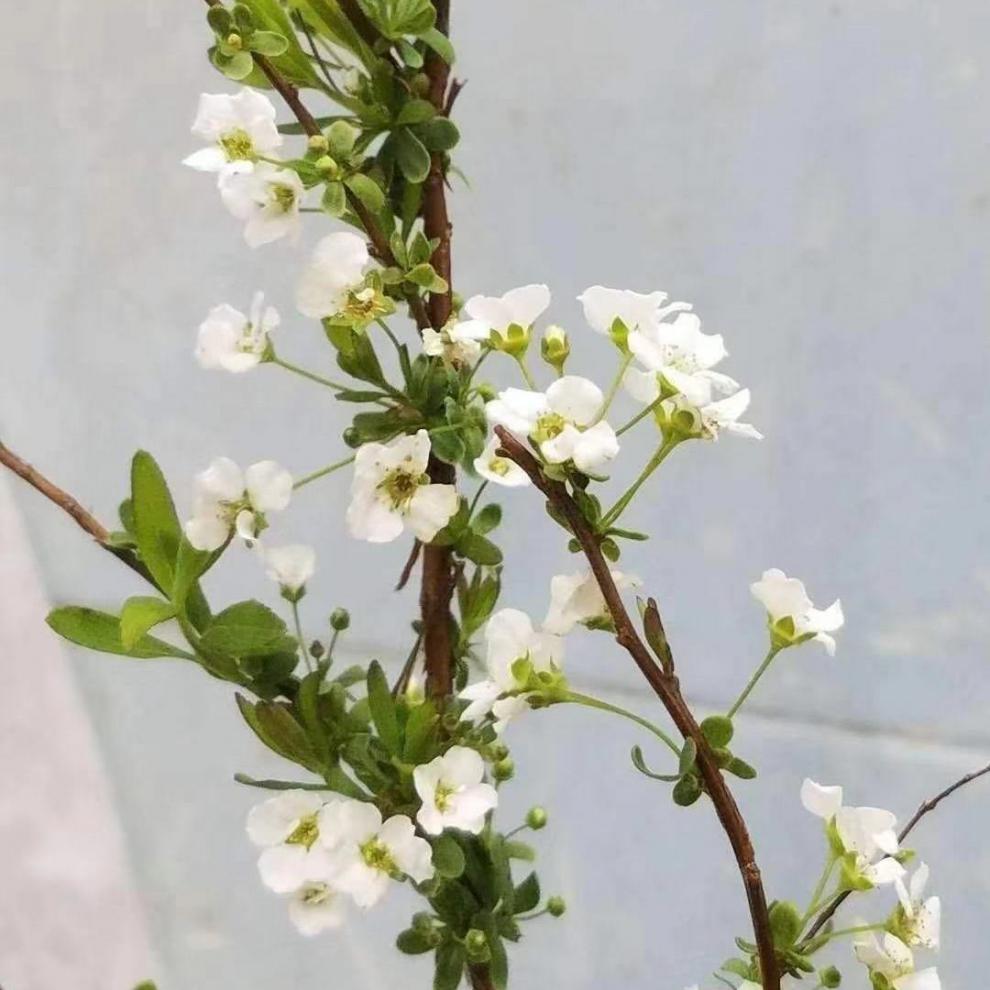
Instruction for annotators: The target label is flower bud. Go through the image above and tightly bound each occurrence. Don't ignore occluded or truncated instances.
[315,155,340,178]
[819,966,841,988]
[330,608,350,631]
[525,806,548,830]
[547,896,566,917]
[464,929,490,961]
[488,742,510,763]
[493,757,515,781]
[309,639,325,660]
[307,134,329,154]
[492,324,529,358]
[476,383,497,402]
[343,426,361,448]
[540,325,570,373]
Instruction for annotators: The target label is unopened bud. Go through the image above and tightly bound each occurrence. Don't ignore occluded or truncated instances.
[330,608,350,631]
[309,640,325,660]
[547,896,566,917]
[540,325,570,373]
[493,757,515,781]
[476,383,497,402]
[315,155,340,178]
[307,134,329,154]
[488,742,510,762]
[525,806,548,830]
[464,929,489,961]
[820,966,841,988]
[343,426,361,448]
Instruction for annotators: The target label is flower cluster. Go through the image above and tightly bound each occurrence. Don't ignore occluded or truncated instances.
[247,745,497,934]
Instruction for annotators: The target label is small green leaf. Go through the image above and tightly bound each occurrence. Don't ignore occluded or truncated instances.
[629,744,680,782]
[130,450,181,591]
[420,26,455,64]
[47,607,191,660]
[456,533,502,566]
[221,49,256,80]
[366,660,401,753]
[678,737,698,777]
[344,173,385,213]
[700,715,734,748]
[206,6,233,34]
[322,180,346,216]
[403,699,438,763]
[503,840,535,861]
[119,596,177,649]
[416,117,460,151]
[249,30,289,56]
[672,773,702,806]
[394,127,431,184]
[512,872,540,914]
[472,504,502,536]
[726,757,757,780]
[200,600,289,657]
[432,833,466,879]
[395,98,436,125]
[397,37,424,68]
[433,940,465,990]
[769,901,803,948]
[397,928,434,954]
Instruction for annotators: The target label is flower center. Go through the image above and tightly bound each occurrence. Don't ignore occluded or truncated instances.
[269,182,297,214]
[300,882,331,905]
[434,780,456,812]
[219,128,256,162]
[487,456,512,477]
[533,412,567,443]
[285,813,320,850]
[360,837,396,874]
[344,286,387,321]
[379,468,425,509]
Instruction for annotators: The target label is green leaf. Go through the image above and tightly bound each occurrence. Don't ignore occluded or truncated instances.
[207,6,233,34]
[200,600,289,657]
[403,699,438,763]
[405,262,446,290]
[130,451,181,591]
[120,596,177,649]
[236,695,322,772]
[512,872,540,914]
[472,504,502,536]
[726,756,757,780]
[249,30,289,56]
[344,173,385,213]
[47,607,192,660]
[420,26,455,64]
[171,537,214,629]
[397,37,424,68]
[456,533,502,567]
[769,901,803,948]
[431,429,467,466]
[288,0,375,67]
[433,940,465,990]
[432,833,466,879]
[629,744,680,782]
[243,0,322,85]
[396,98,436,125]
[366,660,401,753]
[221,49,256,80]
[700,715,734,748]
[416,117,460,152]
[678,737,698,777]
[397,928,434,954]
[503,840,535,861]
[671,773,702,806]
[394,127,431,184]
[321,180,346,216]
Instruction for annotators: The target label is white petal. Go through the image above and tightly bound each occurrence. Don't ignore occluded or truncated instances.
[288,883,346,935]
[458,679,503,723]
[485,388,549,435]
[439,745,486,787]
[347,491,405,543]
[246,790,325,846]
[318,799,381,846]
[474,437,530,487]
[500,283,551,327]
[184,513,229,552]
[800,779,843,819]
[245,460,293,512]
[258,844,312,894]
[622,366,661,404]
[546,376,604,426]
[196,457,245,502]
[751,569,812,622]
[571,421,619,472]
[894,970,941,990]
[577,285,666,335]
[406,485,459,542]
[183,146,228,172]
[264,544,316,592]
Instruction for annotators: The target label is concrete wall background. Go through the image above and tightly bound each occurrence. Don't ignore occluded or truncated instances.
[2,1,989,987]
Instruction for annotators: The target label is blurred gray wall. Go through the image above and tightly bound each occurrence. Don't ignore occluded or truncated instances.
[2,1,990,988]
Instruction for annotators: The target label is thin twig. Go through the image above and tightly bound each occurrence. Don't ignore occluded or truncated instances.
[493,426,781,990]
[391,630,424,698]
[395,539,423,591]
[0,440,154,585]
[803,760,990,941]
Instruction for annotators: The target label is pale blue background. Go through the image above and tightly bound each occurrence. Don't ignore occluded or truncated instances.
[2,1,989,987]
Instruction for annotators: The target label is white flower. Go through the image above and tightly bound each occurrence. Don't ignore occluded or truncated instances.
[184,457,293,551]
[752,569,844,654]
[319,800,434,908]
[624,312,737,407]
[287,880,347,936]
[413,746,498,835]
[894,863,941,950]
[196,291,277,373]
[464,284,551,340]
[854,930,932,989]
[459,608,564,733]
[264,544,316,594]
[577,285,691,337]
[485,377,620,473]
[543,568,640,634]
[183,88,282,173]
[246,790,335,894]
[295,232,370,319]
[660,383,763,442]
[473,436,530,488]
[423,319,489,365]
[219,162,304,247]
[346,430,459,544]
[801,779,904,886]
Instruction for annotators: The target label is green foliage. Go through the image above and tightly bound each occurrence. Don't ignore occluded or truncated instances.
[200,600,291,657]
[47,607,192,660]
[119,596,177,649]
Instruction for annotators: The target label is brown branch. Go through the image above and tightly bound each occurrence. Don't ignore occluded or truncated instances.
[0,440,154,585]
[417,0,458,700]
[804,760,990,941]
[493,426,781,990]
[468,963,495,990]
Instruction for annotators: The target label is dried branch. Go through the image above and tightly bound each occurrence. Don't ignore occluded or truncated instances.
[0,440,154,585]
[493,426,781,990]
[804,760,990,941]
[395,538,423,591]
